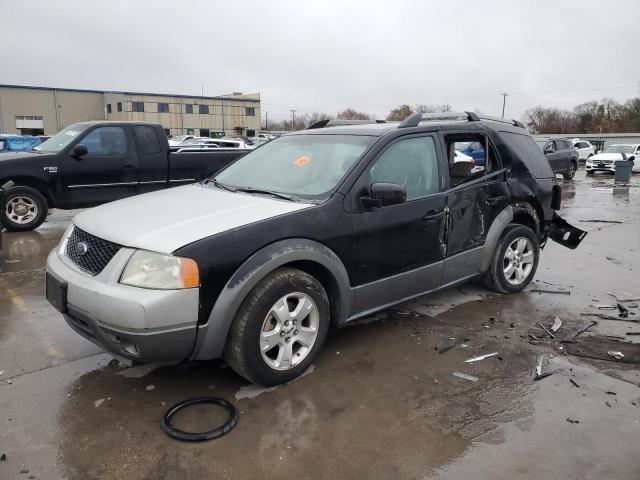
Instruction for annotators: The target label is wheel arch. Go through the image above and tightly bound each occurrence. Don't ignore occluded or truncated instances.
[480,202,541,273]
[0,176,55,208]
[191,238,352,361]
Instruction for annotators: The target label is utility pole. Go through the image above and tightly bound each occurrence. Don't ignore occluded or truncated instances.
[290,109,296,131]
[500,92,508,118]
[265,111,269,131]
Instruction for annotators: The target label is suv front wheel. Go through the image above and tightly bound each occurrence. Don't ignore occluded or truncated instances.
[483,224,540,293]
[563,161,577,180]
[225,267,330,386]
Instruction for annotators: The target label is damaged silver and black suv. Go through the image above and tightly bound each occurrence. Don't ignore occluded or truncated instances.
[46,112,585,386]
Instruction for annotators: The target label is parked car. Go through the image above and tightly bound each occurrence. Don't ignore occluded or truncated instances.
[168,134,197,146]
[572,139,595,162]
[534,137,578,180]
[585,144,640,175]
[46,111,585,386]
[0,122,250,231]
[455,141,486,166]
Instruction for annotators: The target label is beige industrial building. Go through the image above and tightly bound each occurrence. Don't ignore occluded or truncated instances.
[0,84,261,138]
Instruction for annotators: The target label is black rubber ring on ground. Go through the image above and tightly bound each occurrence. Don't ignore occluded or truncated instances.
[161,397,238,442]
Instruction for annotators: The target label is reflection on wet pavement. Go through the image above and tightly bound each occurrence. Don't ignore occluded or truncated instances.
[1,174,639,479]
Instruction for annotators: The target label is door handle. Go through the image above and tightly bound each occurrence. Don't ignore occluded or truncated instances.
[423,210,445,220]
[486,195,506,206]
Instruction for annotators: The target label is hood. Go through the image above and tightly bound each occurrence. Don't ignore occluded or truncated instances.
[73,184,313,253]
[590,152,628,161]
[0,151,55,163]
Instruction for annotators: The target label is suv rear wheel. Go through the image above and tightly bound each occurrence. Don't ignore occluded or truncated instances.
[225,267,330,386]
[563,161,577,180]
[483,224,540,293]
[2,186,48,231]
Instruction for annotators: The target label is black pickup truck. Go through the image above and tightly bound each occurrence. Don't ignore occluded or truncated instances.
[0,122,249,231]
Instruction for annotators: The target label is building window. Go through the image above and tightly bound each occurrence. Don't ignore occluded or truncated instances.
[186,128,194,135]
[185,104,193,114]
[117,102,123,112]
[158,102,169,113]
[200,128,210,137]
[164,128,171,136]
[106,104,112,114]
[132,101,145,112]
[199,104,209,115]
[246,129,256,137]
[245,107,256,116]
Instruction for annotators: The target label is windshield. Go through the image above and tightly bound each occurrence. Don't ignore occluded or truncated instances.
[603,145,635,154]
[35,124,87,152]
[213,134,375,198]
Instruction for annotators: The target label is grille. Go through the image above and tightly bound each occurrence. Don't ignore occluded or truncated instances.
[65,227,121,275]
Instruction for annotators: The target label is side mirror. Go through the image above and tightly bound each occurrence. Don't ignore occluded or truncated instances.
[544,147,555,155]
[363,182,406,208]
[628,155,635,162]
[72,144,88,158]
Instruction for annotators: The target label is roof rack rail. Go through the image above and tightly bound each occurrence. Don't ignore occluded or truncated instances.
[306,119,386,129]
[398,111,525,129]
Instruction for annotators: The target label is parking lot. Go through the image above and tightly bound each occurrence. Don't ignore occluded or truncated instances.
[1,169,639,480]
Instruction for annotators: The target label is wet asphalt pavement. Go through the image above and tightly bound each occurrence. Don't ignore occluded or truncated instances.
[1,170,639,480]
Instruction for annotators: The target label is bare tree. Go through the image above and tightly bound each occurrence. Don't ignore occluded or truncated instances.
[414,104,452,114]
[336,108,372,120]
[386,104,414,121]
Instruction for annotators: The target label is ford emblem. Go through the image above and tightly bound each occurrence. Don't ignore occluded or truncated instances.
[76,242,89,256]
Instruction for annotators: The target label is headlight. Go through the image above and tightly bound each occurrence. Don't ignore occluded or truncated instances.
[120,250,199,289]
[58,223,75,256]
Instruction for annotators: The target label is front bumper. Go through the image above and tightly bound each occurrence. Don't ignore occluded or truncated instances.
[46,247,200,363]
[585,162,614,172]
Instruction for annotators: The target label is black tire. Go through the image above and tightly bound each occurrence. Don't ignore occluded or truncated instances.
[225,267,330,386]
[1,186,48,231]
[563,161,577,180]
[586,170,594,176]
[483,224,540,294]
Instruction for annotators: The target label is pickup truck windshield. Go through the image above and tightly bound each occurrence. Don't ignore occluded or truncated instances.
[35,124,88,152]
[213,134,375,198]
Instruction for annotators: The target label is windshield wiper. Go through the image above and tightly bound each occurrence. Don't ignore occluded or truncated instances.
[234,187,295,201]
[205,178,237,192]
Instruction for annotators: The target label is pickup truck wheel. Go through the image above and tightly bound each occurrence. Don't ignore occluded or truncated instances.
[225,267,330,386]
[563,162,577,180]
[483,224,540,294]
[2,186,48,231]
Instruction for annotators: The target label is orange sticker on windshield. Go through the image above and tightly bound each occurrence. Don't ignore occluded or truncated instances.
[293,156,311,166]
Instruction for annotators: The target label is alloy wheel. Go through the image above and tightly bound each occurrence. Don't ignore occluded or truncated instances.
[503,237,535,286]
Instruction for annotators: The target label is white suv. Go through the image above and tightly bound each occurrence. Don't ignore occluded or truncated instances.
[572,139,595,161]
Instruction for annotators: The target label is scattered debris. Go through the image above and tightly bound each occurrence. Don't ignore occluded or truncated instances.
[438,343,458,354]
[605,401,613,408]
[453,372,478,382]
[606,256,623,265]
[0,370,3,376]
[6,379,12,385]
[597,305,617,310]
[625,332,640,336]
[580,312,639,323]
[607,292,640,302]
[617,303,630,318]
[606,391,617,396]
[94,399,104,408]
[465,352,499,363]
[551,317,562,333]
[566,336,640,364]
[560,320,598,343]
[570,379,580,388]
[0,454,6,461]
[529,289,570,295]
[579,219,622,224]
[145,385,155,391]
[534,369,560,381]
[538,322,556,339]
[566,418,580,424]
[433,378,439,385]
[20,469,29,474]
[608,351,625,360]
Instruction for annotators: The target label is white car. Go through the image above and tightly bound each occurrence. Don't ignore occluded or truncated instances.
[168,135,197,146]
[585,144,640,175]
[572,139,595,161]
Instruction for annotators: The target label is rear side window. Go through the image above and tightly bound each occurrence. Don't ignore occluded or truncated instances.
[500,132,554,178]
[135,126,161,155]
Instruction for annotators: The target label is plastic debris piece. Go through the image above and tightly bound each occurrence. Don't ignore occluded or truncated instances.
[534,369,561,381]
[618,303,630,318]
[570,379,580,388]
[566,418,580,424]
[465,352,499,363]
[0,454,6,461]
[551,317,562,333]
[453,372,478,382]
[608,351,624,360]
[94,399,104,408]
[625,332,640,336]
[580,312,639,323]
[433,378,439,385]
[529,289,570,295]
[605,401,612,408]
[145,385,156,391]
[561,320,597,342]
[438,343,458,354]
[538,322,556,339]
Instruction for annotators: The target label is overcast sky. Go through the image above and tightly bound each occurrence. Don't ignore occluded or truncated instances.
[2,0,639,122]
